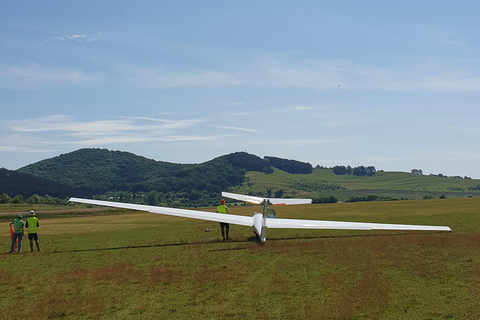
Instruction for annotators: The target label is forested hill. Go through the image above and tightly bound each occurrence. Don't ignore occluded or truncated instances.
[15,149,297,205]
[0,168,88,200]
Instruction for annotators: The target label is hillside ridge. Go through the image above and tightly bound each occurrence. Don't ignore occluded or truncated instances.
[2,148,478,205]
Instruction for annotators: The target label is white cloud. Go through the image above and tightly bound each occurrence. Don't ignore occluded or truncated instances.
[415,24,468,46]
[1,115,228,152]
[0,64,105,90]
[46,33,106,42]
[4,116,206,137]
[0,146,57,153]
[449,125,480,133]
[69,134,220,147]
[210,125,267,134]
[287,106,322,112]
[124,58,480,93]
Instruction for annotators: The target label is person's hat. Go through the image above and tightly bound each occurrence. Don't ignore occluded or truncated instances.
[17,214,23,219]
[29,210,35,217]
[220,199,225,204]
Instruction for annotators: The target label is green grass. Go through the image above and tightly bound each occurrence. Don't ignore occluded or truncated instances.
[1,198,480,319]
[233,168,480,200]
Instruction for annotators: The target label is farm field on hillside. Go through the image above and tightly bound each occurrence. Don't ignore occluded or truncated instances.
[1,198,479,319]
[236,168,480,201]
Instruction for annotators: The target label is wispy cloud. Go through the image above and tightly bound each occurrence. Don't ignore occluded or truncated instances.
[124,58,480,93]
[414,23,468,46]
[45,32,108,42]
[210,125,267,134]
[4,115,206,136]
[287,106,323,112]
[449,124,480,133]
[0,64,105,90]
[0,115,227,152]
[0,146,58,153]
[68,134,220,147]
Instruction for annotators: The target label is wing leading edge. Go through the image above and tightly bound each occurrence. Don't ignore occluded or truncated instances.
[266,218,452,232]
[68,198,252,227]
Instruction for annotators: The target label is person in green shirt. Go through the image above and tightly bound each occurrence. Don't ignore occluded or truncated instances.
[9,214,24,253]
[26,210,40,252]
[216,199,230,241]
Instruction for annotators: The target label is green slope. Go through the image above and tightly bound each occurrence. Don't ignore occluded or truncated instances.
[233,168,480,201]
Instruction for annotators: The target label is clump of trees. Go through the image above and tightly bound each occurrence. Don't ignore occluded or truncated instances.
[429,173,472,179]
[332,165,376,176]
[313,196,338,204]
[1,193,67,205]
[225,152,273,173]
[412,169,472,179]
[346,195,399,202]
[264,156,312,174]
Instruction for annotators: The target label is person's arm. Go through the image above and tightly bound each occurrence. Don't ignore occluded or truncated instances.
[22,226,25,236]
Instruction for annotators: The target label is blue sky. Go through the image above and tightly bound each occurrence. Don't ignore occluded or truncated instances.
[1,1,480,178]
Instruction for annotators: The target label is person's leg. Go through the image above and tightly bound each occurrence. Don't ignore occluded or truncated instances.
[10,234,17,252]
[221,227,225,240]
[32,234,40,251]
[226,226,230,240]
[17,234,22,252]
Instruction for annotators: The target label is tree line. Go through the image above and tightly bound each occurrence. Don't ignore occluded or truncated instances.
[332,165,376,176]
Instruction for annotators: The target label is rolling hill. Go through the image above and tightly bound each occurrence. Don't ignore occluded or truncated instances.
[9,148,480,205]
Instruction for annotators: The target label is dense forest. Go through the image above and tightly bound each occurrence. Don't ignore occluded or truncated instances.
[0,168,89,200]
[264,156,312,174]
[14,149,252,206]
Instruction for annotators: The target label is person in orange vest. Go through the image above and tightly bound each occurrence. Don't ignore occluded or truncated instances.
[216,199,230,241]
[9,214,24,253]
[26,210,40,252]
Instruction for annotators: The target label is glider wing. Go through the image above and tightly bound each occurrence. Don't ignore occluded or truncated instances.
[267,218,452,232]
[68,198,252,227]
[222,192,312,206]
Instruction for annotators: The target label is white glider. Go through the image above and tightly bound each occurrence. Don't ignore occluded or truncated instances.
[68,192,452,242]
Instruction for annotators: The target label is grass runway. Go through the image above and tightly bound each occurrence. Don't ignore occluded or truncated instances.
[1,198,479,319]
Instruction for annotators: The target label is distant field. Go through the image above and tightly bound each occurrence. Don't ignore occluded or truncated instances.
[234,168,480,200]
[1,198,479,319]
[0,204,115,218]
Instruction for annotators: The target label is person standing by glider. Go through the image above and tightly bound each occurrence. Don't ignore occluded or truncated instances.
[9,214,24,253]
[216,199,230,241]
[26,210,40,252]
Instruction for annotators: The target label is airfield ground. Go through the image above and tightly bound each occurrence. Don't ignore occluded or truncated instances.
[1,198,479,319]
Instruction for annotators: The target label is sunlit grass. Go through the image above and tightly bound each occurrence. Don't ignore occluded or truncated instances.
[1,198,479,319]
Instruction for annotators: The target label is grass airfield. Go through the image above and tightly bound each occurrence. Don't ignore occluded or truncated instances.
[1,198,479,319]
